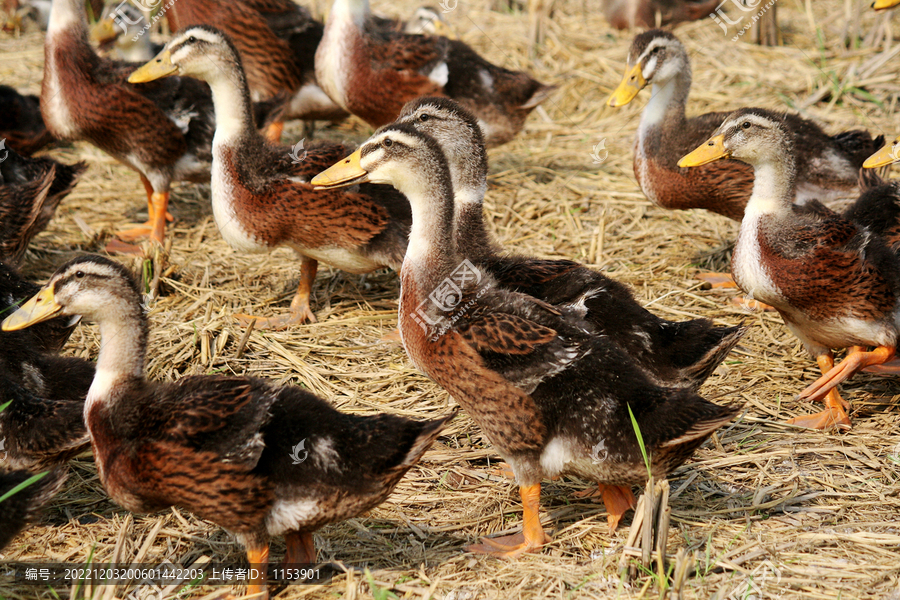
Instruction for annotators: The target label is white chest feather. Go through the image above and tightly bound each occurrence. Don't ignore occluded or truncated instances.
[210,143,267,253]
[315,18,356,110]
[732,209,781,306]
[43,44,76,138]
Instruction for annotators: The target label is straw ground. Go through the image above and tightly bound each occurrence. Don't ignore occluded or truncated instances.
[2,0,900,598]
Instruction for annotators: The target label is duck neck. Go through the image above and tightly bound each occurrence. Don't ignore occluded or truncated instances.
[639,69,690,135]
[86,300,148,412]
[47,0,86,40]
[328,0,369,27]
[745,158,796,217]
[453,180,495,258]
[404,174,463,287]
[204,62,257,146]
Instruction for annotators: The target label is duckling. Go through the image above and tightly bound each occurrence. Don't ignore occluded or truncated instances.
[608,30,882,221]
[0,143,86,265]
[1,262,93,470]
[0,85,54,156]
[90,2,164,63]
[679,108,900,430]
[129,26,411,329]
[394,96,746,391]
[41,0,283,248]
[2,254,454,598]
[312,124,740,555]
[315,0,555,147]
[165,0,347,139]
[0,467,67,551]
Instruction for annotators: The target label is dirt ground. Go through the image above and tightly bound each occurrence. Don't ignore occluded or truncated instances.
[2,0,900,598]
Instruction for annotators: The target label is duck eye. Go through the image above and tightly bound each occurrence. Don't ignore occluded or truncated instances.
[742,122,751,129]
[75,271,85,279]
[419,114,429,122]
[383,138,393,148]
[188,36,197,43]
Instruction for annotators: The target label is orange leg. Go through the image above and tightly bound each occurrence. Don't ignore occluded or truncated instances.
[787,352,852,430]
[284,531,316,565]
[696,273,775,311]
[695,273,737,288]
[246,542,270,599]
[572,484,636,532]
[798,346,896,403]
[466,483,550,558]
[265,121,284,143]
[116,177,173,242]
[235,257,319,329]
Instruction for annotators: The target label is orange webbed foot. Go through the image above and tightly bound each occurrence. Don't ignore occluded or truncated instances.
[799,346,896,402]
[465,531,550,558]
[696,272,738,288]
[599,484,636,533]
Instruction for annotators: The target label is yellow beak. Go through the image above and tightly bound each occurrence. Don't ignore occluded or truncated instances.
[607,64,647,108]
[872,0,900,11]
[128,50,178,84]
[1,288,63,332]
[90,17,119,44]
[311,149,369,189]
[678,135,729,168]
[863,138,900,168]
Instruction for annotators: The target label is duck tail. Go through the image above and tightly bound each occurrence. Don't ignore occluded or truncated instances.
[659,401,742,449]
[393,408,457,472]
[519,83,556,110]
[678,323,748,389]
[0,467,67,550]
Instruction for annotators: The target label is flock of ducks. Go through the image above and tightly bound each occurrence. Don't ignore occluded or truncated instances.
[1,0,900,597]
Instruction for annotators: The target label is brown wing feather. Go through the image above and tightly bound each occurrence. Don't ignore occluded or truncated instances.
[457,313,557,355]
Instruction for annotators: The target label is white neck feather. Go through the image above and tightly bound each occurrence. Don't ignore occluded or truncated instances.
[206,74,251,145]
[48,0,83,36]
[745,161,793,217]
[639,77,679,132]
[329,0,368,25]
[85,317,145,412]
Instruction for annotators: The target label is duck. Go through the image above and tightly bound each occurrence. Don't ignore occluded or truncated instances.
[0,467,67,551]
[315,0,555,147]
[312,123,740,556]
[41,0,282,249]
[1,254,454,598]
[607,30,882,221]
[165,0,348,139]
[678,108,900,430]
[1,143,86,266]
[128,26,411,329]
[1,261,93,471]
[394,96,746,392]
[0,86,54,156]
[90,1,164,63]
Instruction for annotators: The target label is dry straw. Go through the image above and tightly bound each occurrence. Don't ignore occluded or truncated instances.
[2,0,900,597]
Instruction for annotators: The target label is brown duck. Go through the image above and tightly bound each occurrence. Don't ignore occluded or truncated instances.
[2,254,454,599]
[679,108,900,430]
[129,26,411,329]
[313,123,740,557]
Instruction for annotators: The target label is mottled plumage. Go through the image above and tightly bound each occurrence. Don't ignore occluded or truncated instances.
[0,144,86,265]
[316,0,554,147]
[1,255,453,599]
[131,27,410,328]
[395,97,746,390]
[0,468,67,550]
